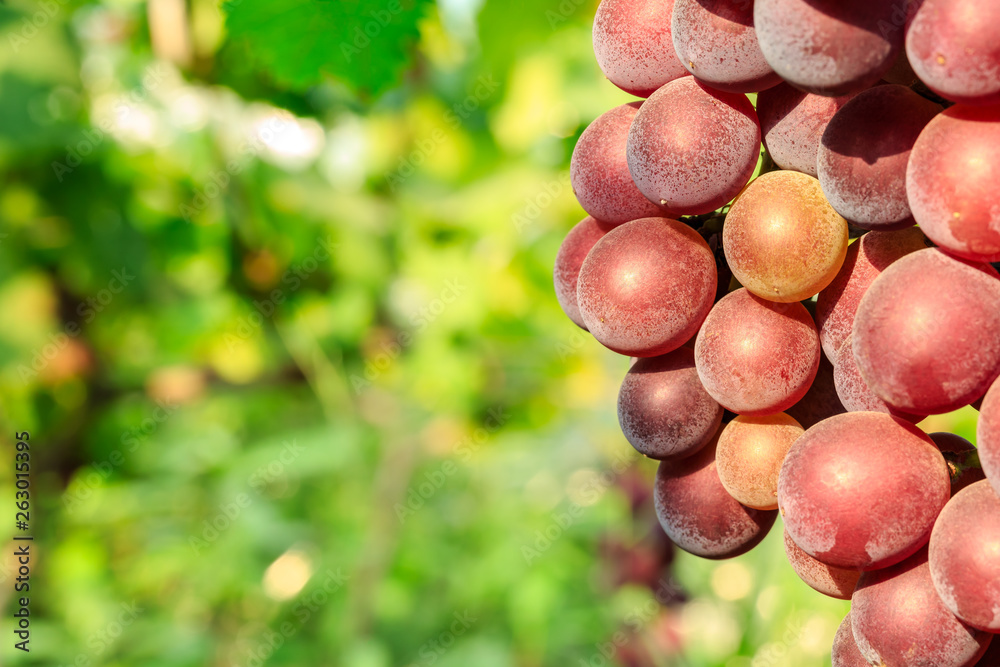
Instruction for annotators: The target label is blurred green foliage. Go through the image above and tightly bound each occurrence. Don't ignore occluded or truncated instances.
[0,1,978,666]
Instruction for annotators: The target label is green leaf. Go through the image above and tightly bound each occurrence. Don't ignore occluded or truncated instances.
[223,0,431,97]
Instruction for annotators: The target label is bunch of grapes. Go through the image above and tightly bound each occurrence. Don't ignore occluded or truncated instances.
[553,0,1000,664]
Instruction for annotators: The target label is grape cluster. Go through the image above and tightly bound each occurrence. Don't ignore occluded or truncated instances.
[553,0,1000,664]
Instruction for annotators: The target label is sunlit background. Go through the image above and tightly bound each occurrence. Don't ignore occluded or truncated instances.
[0,1,978,665]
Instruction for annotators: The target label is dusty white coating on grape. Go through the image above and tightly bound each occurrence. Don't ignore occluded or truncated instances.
[627,76,761,216]
[852,248,1000,415]
[754,0,899,96]
[906,0,1000,105]
[816,227,927,361]
[831,613,867,667]
[577,217,717,357]
[553,217,609,330]
[653,438,777,558]
[852,550,991,667]
[832,334,923,423]
[757,83,855,177]
[777,412,949,570]
[593,0,688,98]
[817,85,941,229]
[978,380,1000,499]
[907,106,1000,263]
[671,0,781,94]
[618,348,723,460]
[929,481,1000,632]
[695,288,820,415]
[571,103,671,226]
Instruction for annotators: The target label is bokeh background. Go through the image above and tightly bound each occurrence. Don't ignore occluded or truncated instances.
[0,1,978,665]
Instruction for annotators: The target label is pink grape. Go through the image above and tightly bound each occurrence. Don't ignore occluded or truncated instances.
[577,217,717,357]
[670,0,781,94]
[817,84,941,230]
[756,82,856,177]
[852,248,1000,415]
[593,0,688,98]
[832,613,868,667]
[716,413,803,510]
[553,216,612,330]
[695,288,820,416]
[653,435,777,559]
[907,106,1000,263]
[627,76,761,215]
[778,412,949,570]
[815,227,927,361]
[784,529,861,601]
[977,378,1000,498]
[906,0,1000,106]
[571,103,673,226]
[833,334,925,423]
[852,548,992,667]
[754,0,902,96]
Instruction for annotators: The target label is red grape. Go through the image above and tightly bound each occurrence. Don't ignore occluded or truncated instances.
[816,227,927,361]
[817,84,941,230]
[577,217,717,357]
[627,76,761,215]
[754,0,902,96]
[694,288,820,415]
[852,248,1000,415]
[978,379,1000,498]
[852,548,992,667]
[778,412,949,570]
[653,435,777,559]
[832,613,867,667]
[618,347,723,460]
[929,481,1000,633]
[833,334,925,422]
[906,0,1000,106]
[554,216,612,330]
[723,170,848,302]
[756,82,856,177]
[784,528,860,600]
[670,0,782,94]
[907,106,1000,263]
[593,0,688,98]
[571,103,673,226]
